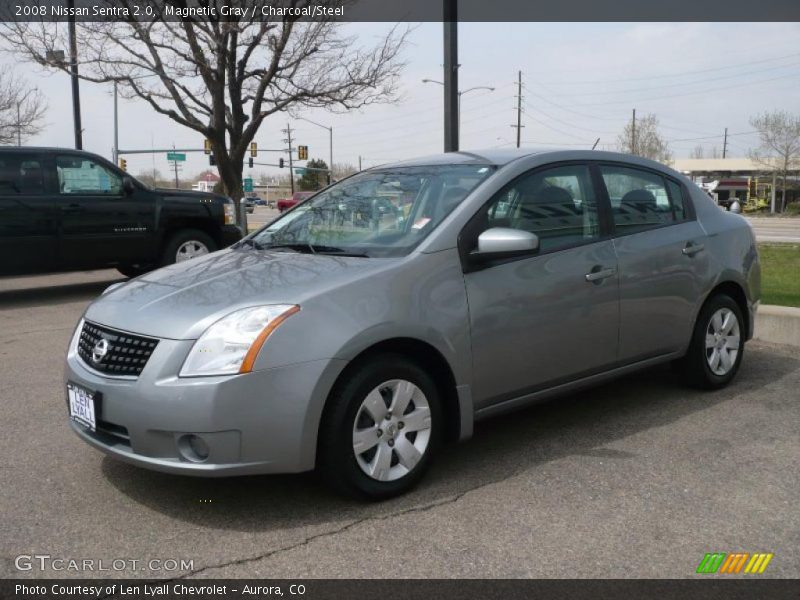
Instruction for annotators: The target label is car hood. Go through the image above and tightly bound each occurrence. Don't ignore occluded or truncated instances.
[85,249,394,340]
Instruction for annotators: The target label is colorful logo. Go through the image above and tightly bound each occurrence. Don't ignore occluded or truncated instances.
[696,552,774,574]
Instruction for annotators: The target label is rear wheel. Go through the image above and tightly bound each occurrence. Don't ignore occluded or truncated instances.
[676,294,744,389]
[160,229,216,266]
[116,263,152,278]
[318,354,442,500]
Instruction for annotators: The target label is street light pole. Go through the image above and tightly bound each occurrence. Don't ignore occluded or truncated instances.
[443,0,458,153]
[67,0,82,150]
[422,80,494,143]
[113,81,119,164]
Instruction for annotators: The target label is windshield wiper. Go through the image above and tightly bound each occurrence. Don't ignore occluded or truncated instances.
[262,243,369,257]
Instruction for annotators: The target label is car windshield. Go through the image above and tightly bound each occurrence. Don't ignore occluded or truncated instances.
[247,164,495,257]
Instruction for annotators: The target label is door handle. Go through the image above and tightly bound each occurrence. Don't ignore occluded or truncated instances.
[585,267,617,282]
[682,242,705,256]
[60,203,84,214]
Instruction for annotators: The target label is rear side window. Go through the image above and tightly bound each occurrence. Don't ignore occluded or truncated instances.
[56,155,122,195]
[0,156,45,195]
[600,165,687,235]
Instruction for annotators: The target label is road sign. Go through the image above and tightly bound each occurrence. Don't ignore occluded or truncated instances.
[243,178,254,192]
[167,152,186,162]
[294,168,306,175]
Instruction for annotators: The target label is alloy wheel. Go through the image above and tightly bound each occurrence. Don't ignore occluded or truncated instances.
[175,240,209,262]
[705,307,740,376]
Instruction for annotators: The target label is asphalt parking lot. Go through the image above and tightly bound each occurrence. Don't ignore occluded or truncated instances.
[1,270,798,579]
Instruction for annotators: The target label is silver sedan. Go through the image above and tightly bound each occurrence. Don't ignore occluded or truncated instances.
[65,149,760,499]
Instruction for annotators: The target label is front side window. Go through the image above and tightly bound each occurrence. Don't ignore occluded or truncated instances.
[57,156,122,195]
[600,165,686,235]
[479,164,601,253]
[248,165,495,257]
[0,156,45,195]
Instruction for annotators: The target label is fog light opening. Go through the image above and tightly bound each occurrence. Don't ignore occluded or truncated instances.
[177,434,210,463]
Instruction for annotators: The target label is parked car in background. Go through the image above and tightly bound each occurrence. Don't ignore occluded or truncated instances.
[0,147,242,277]
[244,197,257,214]
[64,149,759,500]
[277,190,315,213]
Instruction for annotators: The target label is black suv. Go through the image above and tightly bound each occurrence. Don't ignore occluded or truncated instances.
[0,147,242,277]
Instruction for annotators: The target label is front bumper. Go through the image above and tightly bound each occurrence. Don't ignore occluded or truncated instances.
[220,224,244,248]
[65,326,345,476]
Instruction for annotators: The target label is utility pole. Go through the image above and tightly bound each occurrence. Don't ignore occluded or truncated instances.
[512,70,523,148]
[443,0,459,152]
[67,0,82,149]
[631,108,636,155]
[172,145,179,189]
[722,127,728,158]
[112,81,119,164]
[283,123,295,194]
[358,155,362,171]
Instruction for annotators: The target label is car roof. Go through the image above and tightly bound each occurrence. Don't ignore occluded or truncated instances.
[373,148,679,174]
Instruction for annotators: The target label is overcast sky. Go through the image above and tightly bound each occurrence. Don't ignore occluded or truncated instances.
[4,21,800,181]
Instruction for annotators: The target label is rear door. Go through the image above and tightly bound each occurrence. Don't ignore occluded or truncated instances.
[55,154,157,269]
[597,163,708,362]
[0,152,57,275]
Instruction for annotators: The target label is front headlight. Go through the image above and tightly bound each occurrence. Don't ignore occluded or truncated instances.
[179,305,299,377]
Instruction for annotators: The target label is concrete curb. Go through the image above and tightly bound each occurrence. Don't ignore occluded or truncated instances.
[754,305,800,348]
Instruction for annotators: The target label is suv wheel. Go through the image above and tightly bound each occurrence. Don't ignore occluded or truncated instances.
[677,294,744,389]
[318,354,442,500]
[161,229,216,266]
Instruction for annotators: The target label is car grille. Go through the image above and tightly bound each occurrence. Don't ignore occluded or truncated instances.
[77,321,159,377]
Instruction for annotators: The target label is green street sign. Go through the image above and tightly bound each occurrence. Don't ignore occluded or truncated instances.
[166,152,186,162]
[243,178,254,192]
[294,168,306,175]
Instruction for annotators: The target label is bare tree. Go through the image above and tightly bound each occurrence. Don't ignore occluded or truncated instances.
[2,2,408,205]
[0,70,47,145]
[616,113,671,162]
[331,161,358,180]
[690,145,704,159]
[748,110,800,212]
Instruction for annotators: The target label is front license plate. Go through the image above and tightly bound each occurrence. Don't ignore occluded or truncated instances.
[68,383,96,431]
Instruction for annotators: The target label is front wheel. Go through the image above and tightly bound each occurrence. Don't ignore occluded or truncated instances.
[676,294,744,389]
[317,354,442,500]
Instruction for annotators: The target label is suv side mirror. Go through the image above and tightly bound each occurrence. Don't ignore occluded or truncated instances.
[123,176,135,196]
[470,227,539,262]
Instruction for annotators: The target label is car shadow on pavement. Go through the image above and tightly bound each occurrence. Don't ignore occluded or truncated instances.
[101,344,798,533]
[0,278,124,309]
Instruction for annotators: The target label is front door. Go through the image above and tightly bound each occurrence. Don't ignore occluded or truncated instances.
[55,154,156,270]
[462,163,620,409]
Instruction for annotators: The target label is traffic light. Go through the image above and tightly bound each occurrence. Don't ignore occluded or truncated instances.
[119,158,127,172]
[279,158,284,169]
[248,157,253,169]
[204,139,211,155]
[250,142,257,158]
[298,145,308,160]
[209,154,216,166]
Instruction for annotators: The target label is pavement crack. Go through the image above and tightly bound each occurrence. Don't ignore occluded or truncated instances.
[170,489,475,580]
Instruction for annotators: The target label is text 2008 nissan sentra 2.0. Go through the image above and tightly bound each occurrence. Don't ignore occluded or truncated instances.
[65,149,760,499]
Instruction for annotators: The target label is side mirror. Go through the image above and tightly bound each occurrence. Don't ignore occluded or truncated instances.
[123,176,135,195]
[471,227,539,262]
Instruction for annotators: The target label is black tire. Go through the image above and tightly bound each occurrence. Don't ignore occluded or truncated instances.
[676,294,745,390]
[160,229,216,267]
[116,263,153,278]
[317,353,443,500]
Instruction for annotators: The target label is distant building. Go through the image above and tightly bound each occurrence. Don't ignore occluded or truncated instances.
[193,171,220,193]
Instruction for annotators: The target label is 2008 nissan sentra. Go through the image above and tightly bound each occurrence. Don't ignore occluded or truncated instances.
[65,149,760,499]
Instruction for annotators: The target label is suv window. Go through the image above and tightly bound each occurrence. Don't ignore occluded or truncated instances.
[0,156,45,196]
[57,155,122,195]
[600,165,687,235]
[482,164,601,253]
